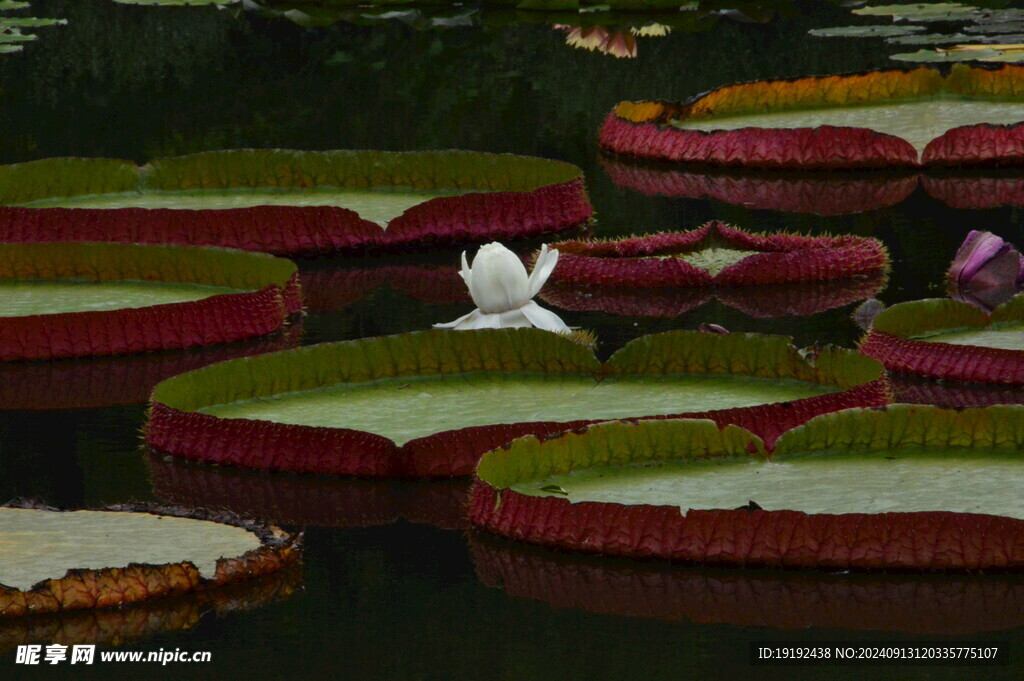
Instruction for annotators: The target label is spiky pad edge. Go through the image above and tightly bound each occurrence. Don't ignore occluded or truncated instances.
[0,181,591,255]
[147,453,470,530]
[470,534,1024,635]
[600,65,1024,169]
[0,501,302,618]
[469,475,1024,571]
[0,566,302,650]
[0,278,298,362]
[861,329,1024,385]
[146,377,887,479]
[550,222,889,288]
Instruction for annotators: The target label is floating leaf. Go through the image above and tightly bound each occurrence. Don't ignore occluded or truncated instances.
[471,405,1024,571]
[0,150,591,254]
[0,242,299,361]
[861,294,1024,384]
[0,501,301,618]
[601,64,1024,169]
[809,25,927,38]
[145,328,887,478]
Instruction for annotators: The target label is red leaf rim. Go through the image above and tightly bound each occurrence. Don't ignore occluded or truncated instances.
[0,501,302,618]
[0,566,302,649]
[470,532,1024,634]
[144,329,888,480]
[548,221,890,288]
[146,453,470,530]
[468,411,1024,572]
[0,243,300,361]
[600,65,1024,169]
[0,151,593,255]
[860,296,1024,385]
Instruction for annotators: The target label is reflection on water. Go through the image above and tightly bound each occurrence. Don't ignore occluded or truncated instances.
[2,1,1024,678]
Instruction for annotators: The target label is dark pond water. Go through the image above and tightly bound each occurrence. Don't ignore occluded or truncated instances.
[2,1,1024,679]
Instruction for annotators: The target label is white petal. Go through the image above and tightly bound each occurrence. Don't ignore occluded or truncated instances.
[462,310,507,330]
[519,301,571,333]
[458,251,472,287]
[528,245,560,299]
[433,309,479,329]
[467,243,531,313]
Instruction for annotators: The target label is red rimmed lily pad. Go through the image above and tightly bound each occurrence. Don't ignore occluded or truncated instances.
[0,500,302,618]
[147,453,470,530]
[0,150,592,255]
[144,328,888,479]
[547,222,889,288]
[471,532,1024,634]
[0,242,300,361]
[470,405,1024,571]
[860,294,1024,385]
[0,566,301,650]
[540,272,888,319]
[600,64,1024,169]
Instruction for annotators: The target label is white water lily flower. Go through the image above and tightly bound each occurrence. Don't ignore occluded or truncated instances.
[434,242,570,332]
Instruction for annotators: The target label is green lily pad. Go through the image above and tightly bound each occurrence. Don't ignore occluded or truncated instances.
[852,3,984,22]
[0,150,591,254]
[471,405,1024,570]
[671,100,1024,155]
[25,187,465,228]
[146,328,887,478]
[0,508,260,592]
[201,373,832,447]
[922,323,1024,349]
[892,47,1024,63]
[0,242,299,361]
[605,65,1024,169]
[861,296,1024,383]
[2,280,241,317]
[809,25,928,38]
[0,501,302,617]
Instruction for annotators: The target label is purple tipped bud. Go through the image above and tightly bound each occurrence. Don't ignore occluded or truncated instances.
[947,231,1024,311]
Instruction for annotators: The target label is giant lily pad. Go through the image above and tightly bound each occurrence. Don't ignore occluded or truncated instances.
[600,64,1024,169]
[0,501,302,617]
[0,242,300,361]
[148,454,469,530]
[0,150,592,255]
[471,533,1024,634]
[0,566,300,649]
[145,328,888,479]
[471,405,1024,571]
[860,294,1024,384]
[547,222,889,288]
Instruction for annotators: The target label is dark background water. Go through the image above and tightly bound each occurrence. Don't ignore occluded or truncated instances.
[2,1,1024,678]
